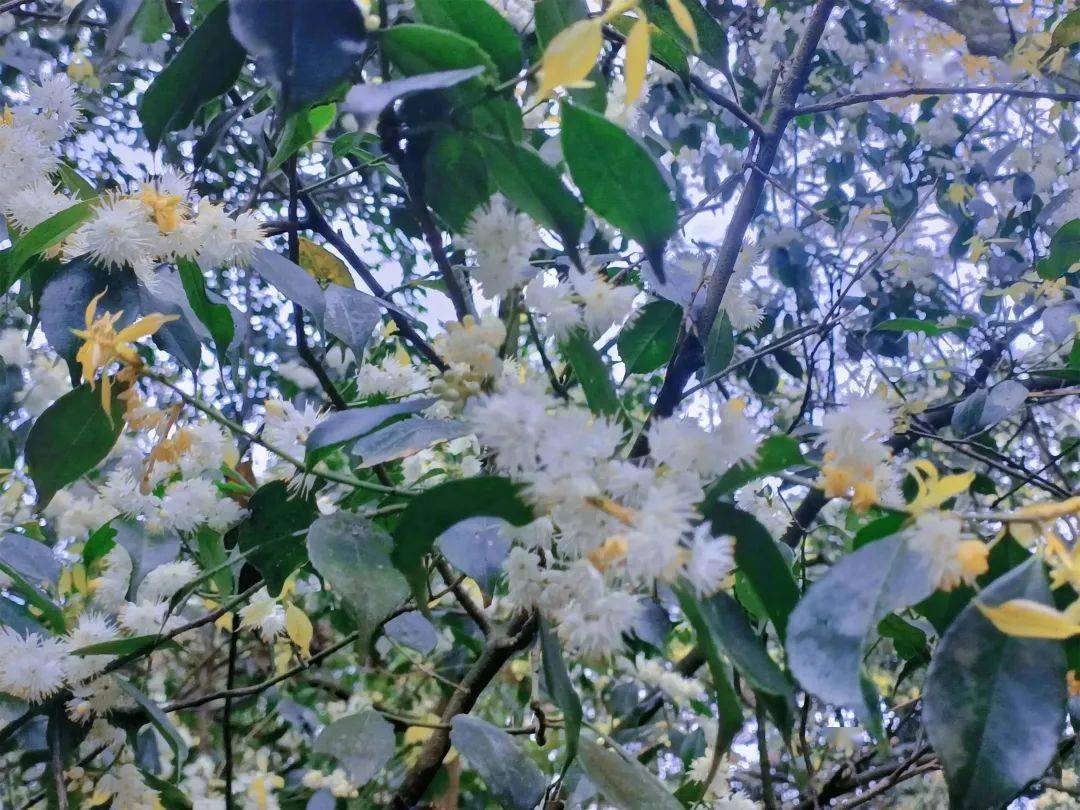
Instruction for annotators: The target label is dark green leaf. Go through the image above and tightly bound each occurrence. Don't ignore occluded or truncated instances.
[617,300,681,374]
[450,716,548,810]
[306,399,436,462]
[415,0,523,80]
[643,0,727,69]
[577,736,682,810]
[674,584,745,754]
[228,0,367,114]
[852,511,907,549]
[178,260,235,360]
[312,710,396,785]
[482,138,585,251]
[1037,219,1080,279]
[351,418,468,467]
[560,328,620,416]
[139,1,246,149]
[561,103,677,275]
[113,519,182,598]
[235,481,317,596]
[71,635,180,657]
[704,591,791,697]
[324,285,383,359]
[702,313,733,380]
[873,316,973,336]
[924,559,1066,809]
[380,23,497,82]
[701,502,799,637]
[26,383,125,508]
[391,476,533,603]
[786,536,934,724]
[116,677,189,768]
[0,560,65,634]
[6,199,97,287]
[308,512,409,652]
[707,435,805,498]
[539,617,582,776]
[424,129,491,231]
[342,68,485,120]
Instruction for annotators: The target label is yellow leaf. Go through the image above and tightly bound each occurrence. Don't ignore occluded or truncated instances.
[1014,495,1080,522]
[298,237,354,289]
[906,461,975,516]
[535,19,604,101]
[285,603,313,659]
[624,14,650,106]
[977,599,1080,640]
[666,0,699,52]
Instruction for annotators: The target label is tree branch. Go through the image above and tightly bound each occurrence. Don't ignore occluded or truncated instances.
[792,85,1080,116]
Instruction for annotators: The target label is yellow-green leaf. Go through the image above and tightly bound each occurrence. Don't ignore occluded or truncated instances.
[624,14,650,105]
[976,599,1080,640]
[535,18,603,100]
[298,237,354,288]
[666,0,698,52]
[285,602,314,658]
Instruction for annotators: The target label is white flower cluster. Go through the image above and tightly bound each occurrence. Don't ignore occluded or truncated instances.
[470,377,757,657]
[431,314,507,405]
[720,241,765,331]
[67,172,263,288]
[526,268,637,339]
[818,395,900,512]
[462,194,542,299]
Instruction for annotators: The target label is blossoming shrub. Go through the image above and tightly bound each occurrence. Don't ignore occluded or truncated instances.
[0,1,1079,808]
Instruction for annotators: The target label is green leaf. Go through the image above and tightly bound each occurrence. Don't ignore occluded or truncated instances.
[177,260,235,360]
[391,476,533,606]
[228,0,367,114]
[55,162,97,200]
[307,511,409,652]
[26,383,125,508]
[1037,219,1080,279]
[873,316,973,336]
[312,710,396,785]
[0,560,65,634]
[701,502,799,638]
[786,535,935,726]
[539,617,582,776]
[6,199,97,287]
[139,2,246,149]
[450,716,548,810]
[482,139,585,251]
[577,736,682,810]
[877,614,929,664]
[268,103,336,172]
[1049,9,1080,53]
[702,312,734,380]
[924,559,1066,808]
[707,435,806,498]
[674,585,744,755]
[70,635,180,657]
[617,300,681,374]
[415,0,523,81]
[533,0,607,111]
[643,0,727,69]
[608,14,688,79]
[852,511,907,549]
[116,677,189,768]
[424,129,491,231]
[234,480,317,596]
[306,399,435,462]
[560,328,620,416]
[380,24,498,82]
[561,103,677,275]
[703,591,791,697]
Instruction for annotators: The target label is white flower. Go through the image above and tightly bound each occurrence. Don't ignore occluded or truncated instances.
[25,74,82,133]
[526,274,580,339]
[571,269,636,335]
[734,485,791,538]
[435,315,506,376]
[66,674,131,722]
[94,762,159,809]
[355,358,430,398]
[682,526,735,597]
[77,195,158,269]
[819,394,894,491]
[2,180,73,231]
[192,203,263,269]
[45,491,116,541]
[137,559,200,603]
[239,588,287,642]
[0,119,59,189]
[20,354,71,415]
[649,406,757,480]
[63,612,118,684]
[0,628,68,702]
[634,653,705,704]
[118,600,175,636]
[905,511,967,589]
[556,586,641,658]
[159,478,246,533]
[462,193,541,298]
[92,544,134,612]
[277,359,320,390]
[503,546,546,607]
[0,328,31,367]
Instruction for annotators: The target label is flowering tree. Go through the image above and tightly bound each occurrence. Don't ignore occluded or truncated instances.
[0,0,1079,807]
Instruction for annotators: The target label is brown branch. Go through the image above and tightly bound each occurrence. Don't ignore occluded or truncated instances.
[793,85,1080,116]
[391,611,538,808]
